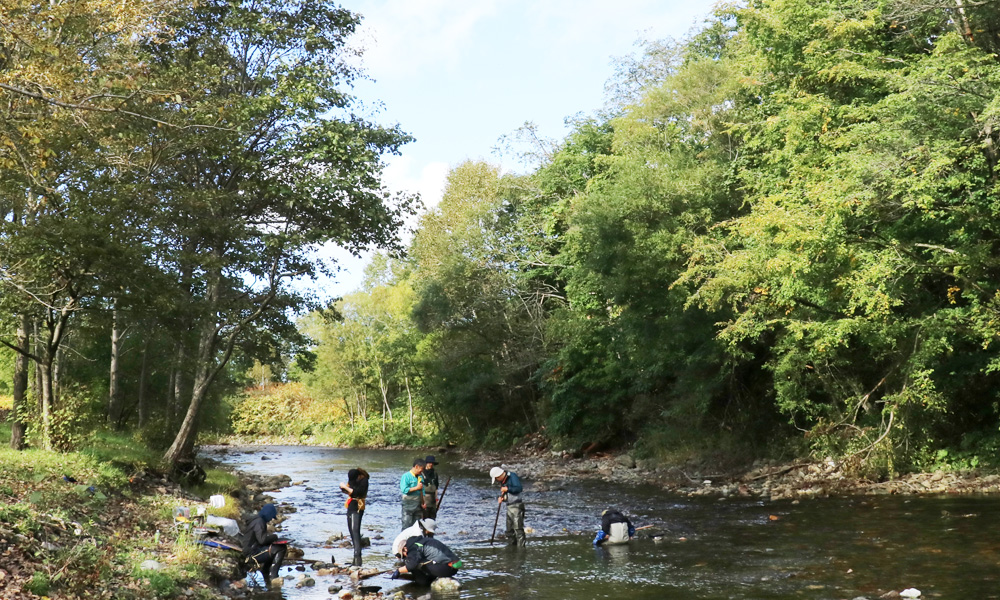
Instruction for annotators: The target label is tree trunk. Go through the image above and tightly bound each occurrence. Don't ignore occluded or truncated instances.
[137,339,149,429]
[39,354,54,450]
[377,366,392,431]
[406,375,413,435]
[172,344,187,425]
[163,272,221,465]
[10,314,29,450]
[108,304,123,428]
[33,319,42,414]
[167,365,177,421]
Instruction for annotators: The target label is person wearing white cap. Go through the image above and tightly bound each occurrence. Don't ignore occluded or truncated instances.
[392,518,436,558]
[490,466,526,547]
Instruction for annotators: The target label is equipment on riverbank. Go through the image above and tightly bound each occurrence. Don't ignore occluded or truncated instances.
[436,477,452,513]
[490,500,502,545]
[196,538,241,552]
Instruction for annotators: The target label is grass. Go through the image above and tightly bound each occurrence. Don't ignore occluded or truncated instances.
[0,424,246,598]
[80,430,163,472]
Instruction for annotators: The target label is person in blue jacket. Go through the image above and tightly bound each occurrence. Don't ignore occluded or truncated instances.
[490,466,526,547]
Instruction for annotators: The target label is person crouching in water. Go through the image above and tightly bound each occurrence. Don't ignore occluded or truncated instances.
[593,508,635,546]
[391,535,462,585]
[392,518,435,559]
[339,468,369,566]
[241,503,286,587]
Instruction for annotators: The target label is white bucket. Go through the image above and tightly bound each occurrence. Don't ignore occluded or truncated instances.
[210,494,225,508]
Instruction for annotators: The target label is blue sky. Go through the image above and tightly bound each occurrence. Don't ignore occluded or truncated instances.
[312,0,717,299]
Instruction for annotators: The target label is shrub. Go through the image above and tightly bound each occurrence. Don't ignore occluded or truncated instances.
[26,571,50,596]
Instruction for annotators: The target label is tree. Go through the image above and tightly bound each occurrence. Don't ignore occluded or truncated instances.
[147,0,415,464]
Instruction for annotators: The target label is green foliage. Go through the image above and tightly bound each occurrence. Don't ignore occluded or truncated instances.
[26,571,50,596]
[142,569,178,598]
[231,384,316,437]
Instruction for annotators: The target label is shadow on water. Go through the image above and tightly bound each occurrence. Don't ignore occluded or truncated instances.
[203,446,1000,600]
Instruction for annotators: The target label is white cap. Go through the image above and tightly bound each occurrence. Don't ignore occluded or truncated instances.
[418,518,436,534]
[489,466,505,484]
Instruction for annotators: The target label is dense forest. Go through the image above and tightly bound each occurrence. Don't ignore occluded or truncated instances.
[5,0,1000,478]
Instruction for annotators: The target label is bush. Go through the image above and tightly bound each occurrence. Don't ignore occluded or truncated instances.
[26,571,50,596]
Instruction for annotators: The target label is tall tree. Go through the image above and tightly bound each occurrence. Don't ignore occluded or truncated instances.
[150,0,415,464]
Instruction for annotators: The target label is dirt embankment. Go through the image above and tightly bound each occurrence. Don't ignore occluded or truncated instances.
[458,434,1000,502]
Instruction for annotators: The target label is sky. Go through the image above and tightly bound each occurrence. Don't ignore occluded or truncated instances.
[312,0,717,300]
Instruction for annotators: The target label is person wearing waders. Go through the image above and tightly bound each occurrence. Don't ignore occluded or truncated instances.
[400,458,426,530]
[391,535,462,585]
[490,466,526,547]
[421,455,441,519]
[241,503,286,588]
[593,508,636,546]
[339,467,369,566]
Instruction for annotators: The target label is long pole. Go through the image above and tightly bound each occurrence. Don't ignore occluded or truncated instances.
[490,500,502,545]
[435,477,452,513]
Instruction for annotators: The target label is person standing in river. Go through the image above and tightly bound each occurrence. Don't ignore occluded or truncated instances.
[421,455,441,519]
[490,466,526,547]
[400,458,426,530]
[339,467,369,566]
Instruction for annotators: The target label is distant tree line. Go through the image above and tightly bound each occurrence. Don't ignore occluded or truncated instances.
[301,0,1000,476]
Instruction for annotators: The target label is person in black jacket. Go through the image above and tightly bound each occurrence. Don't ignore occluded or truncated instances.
[241,503,286,587]
[593,508,636,546]
[339,467,369,566]
[421,455,440,519]
[391,535,462,586]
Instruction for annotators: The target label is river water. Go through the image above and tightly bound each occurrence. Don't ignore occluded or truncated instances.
[203,445,1000,600]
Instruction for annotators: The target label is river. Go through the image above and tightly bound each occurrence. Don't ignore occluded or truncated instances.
[202,445,1000,599]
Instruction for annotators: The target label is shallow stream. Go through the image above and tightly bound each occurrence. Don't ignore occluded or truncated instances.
[202,445,1000,599]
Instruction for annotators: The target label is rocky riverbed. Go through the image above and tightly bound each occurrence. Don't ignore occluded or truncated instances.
[457,433,1000,502]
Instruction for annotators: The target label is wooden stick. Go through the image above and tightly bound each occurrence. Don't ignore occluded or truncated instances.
[634,524,656,531]
[357,569,393,581]
[435,477,452,513]
[490,500,502,545]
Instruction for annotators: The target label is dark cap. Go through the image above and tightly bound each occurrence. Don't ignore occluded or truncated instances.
[424,455,438,465]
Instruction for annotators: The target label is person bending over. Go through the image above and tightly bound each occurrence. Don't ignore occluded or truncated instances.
[392,518,435,559]
[241,503,286,587]
[593,508,636,546]
[391,535,462,586]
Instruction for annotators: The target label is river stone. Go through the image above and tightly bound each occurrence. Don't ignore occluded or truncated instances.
[615,454,637,469]
[430,577,461,593]
[295,576,315,588]
[329,584,342,593]
[139,560,164,571]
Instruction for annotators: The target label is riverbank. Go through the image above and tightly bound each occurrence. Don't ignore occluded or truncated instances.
[0,432,254,600]
[457,432,1000,501]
